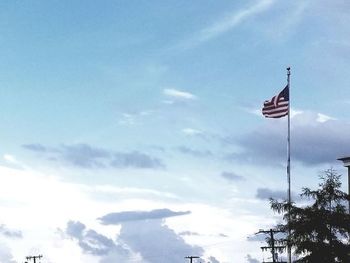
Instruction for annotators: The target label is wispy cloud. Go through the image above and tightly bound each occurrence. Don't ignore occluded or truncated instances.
[87,185,178,200]
[163,88,197,100]
[179,231,200,236]
[177,146,213,158]
[246,254,260,263]
[255,188,288,200]
[111,151,165,169]
[22,143,165,170]
[220,172,245,182]
[118,110,154,126]
[22,143,48,152]
[255,188,300,202]
[179,0,276,48]
[181,128,203,136]
[316,113,336,123]
[0,225,22,239]
[99,208,190,224]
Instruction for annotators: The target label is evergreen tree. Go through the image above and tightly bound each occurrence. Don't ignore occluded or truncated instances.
[270,169,350,262]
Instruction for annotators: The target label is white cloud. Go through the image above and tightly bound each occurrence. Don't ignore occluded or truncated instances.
[290,109,303,118]
[166,203,270,263]
[162,100,175,105]
[181,128,203,136]
[118,219,203,263]
[0,243,16,263]
[316,113,336,123]
[0,162,273,263]
[118,110,154,126]
[163,89,197,100]
[3,154,17,164]
[118,113,137,126]
[88,185,178,200]
[250,108,263,116]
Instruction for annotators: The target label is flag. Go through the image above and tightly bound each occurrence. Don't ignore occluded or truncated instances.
[262,86,289,118]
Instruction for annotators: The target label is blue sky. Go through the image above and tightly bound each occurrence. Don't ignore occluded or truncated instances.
[0,1,350,262]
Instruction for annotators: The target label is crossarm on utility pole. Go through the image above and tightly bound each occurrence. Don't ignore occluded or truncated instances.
[185,256,200,263]
[26,255,43,263]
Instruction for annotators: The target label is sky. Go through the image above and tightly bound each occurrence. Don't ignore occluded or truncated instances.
[0,0,350,262]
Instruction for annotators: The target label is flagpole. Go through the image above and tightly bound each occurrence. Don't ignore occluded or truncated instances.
[286,67,292,263]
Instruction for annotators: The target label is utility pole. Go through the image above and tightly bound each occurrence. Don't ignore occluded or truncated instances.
[25,255,43,263]
[337,157,350,244]
[185,256,200,263]
[337,156,350,214]
[256,229,287,263]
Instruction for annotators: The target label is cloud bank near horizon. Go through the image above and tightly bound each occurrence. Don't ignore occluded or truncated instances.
[226,111,350,166]
[64,211,207,263]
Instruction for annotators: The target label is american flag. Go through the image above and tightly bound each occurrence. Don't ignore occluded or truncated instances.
[262,86,289,118]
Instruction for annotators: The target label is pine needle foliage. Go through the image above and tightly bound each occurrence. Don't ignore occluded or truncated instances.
[270,169,350,262]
